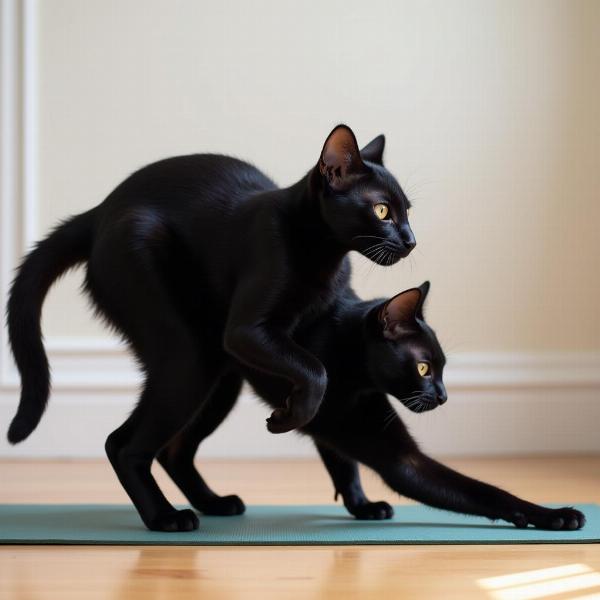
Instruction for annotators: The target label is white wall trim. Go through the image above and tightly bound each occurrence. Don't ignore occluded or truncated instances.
[0,0,21,386]
[0,0,39,386]
[2,345,599,392]
[0,350,599,457]
[22,0,38,249]
[444,351,600,389]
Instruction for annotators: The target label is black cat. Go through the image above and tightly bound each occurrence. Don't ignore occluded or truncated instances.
[7,125,415,531]
[158,283,585,532]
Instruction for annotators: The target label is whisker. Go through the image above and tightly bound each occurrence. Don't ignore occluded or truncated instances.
[382,407,399,432]
[352,235,388,242]
[371,247,387,265]
[361,243,387,260]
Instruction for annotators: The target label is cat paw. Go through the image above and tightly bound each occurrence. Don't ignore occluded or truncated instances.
[197,495,246,516]
[350,501,394,520]
[147,508,199,532]
[266,407,312,434]
[510,507,586,530]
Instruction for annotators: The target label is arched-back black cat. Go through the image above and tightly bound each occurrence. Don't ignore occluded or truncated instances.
[7,125,416,530]
[159,283,585,532]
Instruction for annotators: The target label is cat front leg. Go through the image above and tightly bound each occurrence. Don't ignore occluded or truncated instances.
[315,443,393,520]
[321,393,585,531]
[224,289,327,433]
[375,451,586,530]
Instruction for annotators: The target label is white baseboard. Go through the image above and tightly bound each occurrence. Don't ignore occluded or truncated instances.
[0,348,599,458]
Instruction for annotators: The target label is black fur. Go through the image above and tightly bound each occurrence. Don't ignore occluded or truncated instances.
[6,209,97,443]
[6,125,417,530]
[162,283,584,531]
[7,124,582,533]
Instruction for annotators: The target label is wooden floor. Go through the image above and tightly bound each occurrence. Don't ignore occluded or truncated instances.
[1,456,599,599]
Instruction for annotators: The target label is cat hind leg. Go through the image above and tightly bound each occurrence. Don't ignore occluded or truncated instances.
[157,370,246,516]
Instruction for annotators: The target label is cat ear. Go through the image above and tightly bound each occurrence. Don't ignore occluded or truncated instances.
[360,134,385,165]
[416,280,430,320]
[378,284,428,340]
[319,125,367,191]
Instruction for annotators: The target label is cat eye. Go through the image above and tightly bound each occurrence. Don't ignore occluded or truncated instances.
[373,203,390,220]
[417,362,430,377]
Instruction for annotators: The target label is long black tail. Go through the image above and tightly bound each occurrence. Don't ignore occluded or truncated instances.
[6,208,97,443]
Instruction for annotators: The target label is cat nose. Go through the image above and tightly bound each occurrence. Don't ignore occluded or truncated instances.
[400,226,416,250]
[435,383,447,405]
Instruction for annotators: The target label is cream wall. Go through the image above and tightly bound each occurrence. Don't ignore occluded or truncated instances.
[1,0,599,459]
[37,0,600,352]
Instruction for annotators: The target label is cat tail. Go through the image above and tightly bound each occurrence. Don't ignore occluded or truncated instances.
[6,208,98,444]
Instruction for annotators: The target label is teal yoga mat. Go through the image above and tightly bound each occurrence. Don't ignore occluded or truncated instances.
[1,504,598,546]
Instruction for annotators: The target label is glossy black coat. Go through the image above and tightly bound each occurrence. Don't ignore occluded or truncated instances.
[7,126,418,531]
[160,286,585,532]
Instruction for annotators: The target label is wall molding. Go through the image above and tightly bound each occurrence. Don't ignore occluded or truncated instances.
[1,349,599,458]
[0,0,21,386]
[2,344,599,393]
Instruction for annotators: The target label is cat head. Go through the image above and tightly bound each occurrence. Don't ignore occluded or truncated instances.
[365,281,447,412]
[314,124,416,265]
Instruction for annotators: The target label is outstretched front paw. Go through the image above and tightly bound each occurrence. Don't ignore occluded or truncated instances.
[350,501,394,520]
[510,507,585,530]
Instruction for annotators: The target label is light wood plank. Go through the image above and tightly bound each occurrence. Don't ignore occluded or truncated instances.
[1,456,599,600]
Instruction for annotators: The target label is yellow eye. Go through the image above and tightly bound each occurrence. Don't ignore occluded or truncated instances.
[417,362,430,377]
[373,203,389,220]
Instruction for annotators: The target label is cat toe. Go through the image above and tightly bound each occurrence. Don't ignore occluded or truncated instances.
[352,501,394,520]
[199,495,246,516]
[527,507,586,530]
[148,508,199,532]
[546,508,586,530]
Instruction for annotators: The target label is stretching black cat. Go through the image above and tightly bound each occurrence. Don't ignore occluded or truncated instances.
[7,125,415,530]
[159,283,585,532]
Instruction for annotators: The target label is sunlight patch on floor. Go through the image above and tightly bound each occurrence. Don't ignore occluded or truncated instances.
[477,563,600,600]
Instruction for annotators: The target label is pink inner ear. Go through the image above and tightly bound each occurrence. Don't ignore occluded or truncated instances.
[321,127,360,174]
[382,288,422,330]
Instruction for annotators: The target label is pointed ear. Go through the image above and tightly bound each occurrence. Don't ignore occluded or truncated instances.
[360,134,385,165]
[378,286,424,340]
[319,125,367,191]
[416,280,430,320]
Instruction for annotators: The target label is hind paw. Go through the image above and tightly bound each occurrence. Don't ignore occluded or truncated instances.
[197,495,246,516]
[350,501,394,520]
[147,508,199,532]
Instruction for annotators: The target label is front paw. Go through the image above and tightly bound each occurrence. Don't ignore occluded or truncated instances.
[197,495,246,516]
[147,508,199,532]
[267,378,325,434]
[510,507,586,530]
[266,405,316,434]
[350,501,394,520]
